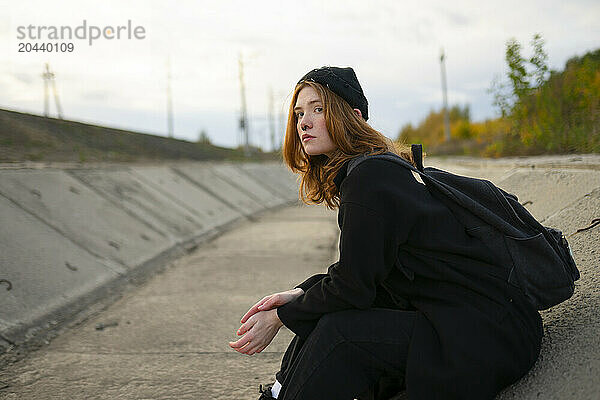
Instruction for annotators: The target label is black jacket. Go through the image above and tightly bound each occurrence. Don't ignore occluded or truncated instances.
[277,157,543,399]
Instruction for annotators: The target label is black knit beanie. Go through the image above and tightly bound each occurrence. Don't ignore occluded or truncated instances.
[297,66,369,121]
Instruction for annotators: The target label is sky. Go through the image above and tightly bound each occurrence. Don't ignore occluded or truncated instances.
[1,0,599,149]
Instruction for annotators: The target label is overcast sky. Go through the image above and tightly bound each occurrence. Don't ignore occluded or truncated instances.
[1,0,598,149]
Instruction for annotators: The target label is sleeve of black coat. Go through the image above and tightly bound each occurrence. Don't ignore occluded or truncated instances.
[294,273,329,292]
[293,262,343,292]
[277,200,401,338]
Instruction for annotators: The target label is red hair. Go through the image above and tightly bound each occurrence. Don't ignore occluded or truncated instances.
[282,81,417,209]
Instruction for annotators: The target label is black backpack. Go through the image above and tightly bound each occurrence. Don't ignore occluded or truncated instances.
[347,144,580,310]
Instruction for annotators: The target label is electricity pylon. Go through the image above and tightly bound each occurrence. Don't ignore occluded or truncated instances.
[268,87,275,152]
[42,63,63,119]
[166,56,174,138]
[238,54,250,157]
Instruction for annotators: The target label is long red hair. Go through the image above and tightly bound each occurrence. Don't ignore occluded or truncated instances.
[282,81,418,209]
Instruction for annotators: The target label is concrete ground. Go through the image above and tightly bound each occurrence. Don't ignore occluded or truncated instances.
[0,203,340,400]
[1,156,598,399]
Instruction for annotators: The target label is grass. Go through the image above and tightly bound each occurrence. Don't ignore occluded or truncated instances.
[0,108,280,163]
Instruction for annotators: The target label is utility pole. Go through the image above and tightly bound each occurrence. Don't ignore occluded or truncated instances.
[42,63,63,119]
[268,87,275,152]
[277,90,287,151]
[166,56,174,138]
[238,54,250,157]
[43,65,49,117]
[440,48,451,142]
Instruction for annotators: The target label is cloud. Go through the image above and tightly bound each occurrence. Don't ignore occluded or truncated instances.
[1,0,598,148]
[442,10,470,26]
[79,90,110,101]
[11,72,34,84]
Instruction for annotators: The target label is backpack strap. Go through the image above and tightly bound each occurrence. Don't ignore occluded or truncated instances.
[411,144,424,172]
[347,153,369,176]
[346,144,424,176]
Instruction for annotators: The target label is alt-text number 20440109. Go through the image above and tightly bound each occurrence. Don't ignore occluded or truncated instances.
[18,42,74,53]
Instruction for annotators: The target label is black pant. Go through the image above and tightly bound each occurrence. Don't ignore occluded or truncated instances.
[275,308,416,400]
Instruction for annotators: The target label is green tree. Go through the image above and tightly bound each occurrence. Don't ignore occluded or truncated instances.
[506,38,530,102]
[491,34,599,154]
[490,33,549,118]
[529,33,549,87]
[397,104,472,147]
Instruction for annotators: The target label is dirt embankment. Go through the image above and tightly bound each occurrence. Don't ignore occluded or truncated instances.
[0,108,277,164]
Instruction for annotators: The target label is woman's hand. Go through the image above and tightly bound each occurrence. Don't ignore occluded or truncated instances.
[240,288,304,324]
[229,309,283,355]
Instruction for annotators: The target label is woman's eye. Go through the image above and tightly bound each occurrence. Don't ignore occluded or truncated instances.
[296,112,304,118]
[315,107,323,113]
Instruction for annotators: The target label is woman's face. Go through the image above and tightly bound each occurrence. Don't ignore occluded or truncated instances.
[294,86,337,157]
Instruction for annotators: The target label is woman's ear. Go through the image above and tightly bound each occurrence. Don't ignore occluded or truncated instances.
[353,108,363,119]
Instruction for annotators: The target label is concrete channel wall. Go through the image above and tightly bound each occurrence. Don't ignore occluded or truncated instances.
[0,161,299,350]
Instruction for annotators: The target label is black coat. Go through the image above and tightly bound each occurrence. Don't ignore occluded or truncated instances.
[277,157,543,399]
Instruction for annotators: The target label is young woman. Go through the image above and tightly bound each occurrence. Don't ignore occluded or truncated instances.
[229,66,542,400]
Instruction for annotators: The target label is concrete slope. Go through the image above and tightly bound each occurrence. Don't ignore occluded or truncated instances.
[0,169,173,269]
[0,161,299,353]
[210,163,288,208]
[69,168,205,240]
[494,169,599,223]
[0,195,122,343]
[130,166,242,230]
[239,162,300,201]
[173,163,266,217]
